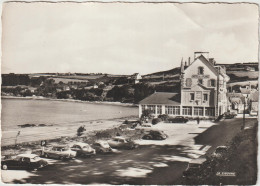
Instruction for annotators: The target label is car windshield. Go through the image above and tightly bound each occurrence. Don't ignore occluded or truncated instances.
[189,163,200,168]
[32,156,40,160]
[215,148,227,153]
[56,147,69,151]
[82,145,91,149]
[100,142,110,148]
[31,156,41,162]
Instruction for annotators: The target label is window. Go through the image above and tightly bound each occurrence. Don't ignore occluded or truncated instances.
[198,67,204,75]
[157,105,162,114]
[165,106,180,115]
[147,105,156,114]
[194,107,203,116]
[186,78,192,87]
[198,79,203,84]
[182,107,192,115]
[190,93,195,101]
[141,105,145,111]
[205,108,215,116]
[203,94,208,101]
[210,79,216,87]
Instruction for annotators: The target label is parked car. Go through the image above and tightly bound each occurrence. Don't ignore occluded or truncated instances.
[224,112,236,119]
[92,141,113,153]
[212,146,228,159]
[183,158,207,178]
[250,110,258,116]
[135,123,152,131]
[70,142,96,157]
[107,137,138,149]
[142,130,168,140]
[1,154,48,170]
[168,116,188,123]
[42,145,77,160]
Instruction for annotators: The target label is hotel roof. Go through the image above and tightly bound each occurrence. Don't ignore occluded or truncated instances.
[139,92,181,105]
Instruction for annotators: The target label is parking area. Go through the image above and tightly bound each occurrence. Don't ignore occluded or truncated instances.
[1,121,216,184]
[2,118,256,184]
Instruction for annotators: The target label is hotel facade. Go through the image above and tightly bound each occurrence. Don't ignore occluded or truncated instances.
[139,52,230,119]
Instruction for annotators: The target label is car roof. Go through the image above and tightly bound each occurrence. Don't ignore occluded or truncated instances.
[52,145,69,148]
[73,142,90,147]
[113,136,126,140]
[189,158,207,164]
[95,140,108,144]
[216,146,228,149]
[17,154,38,158]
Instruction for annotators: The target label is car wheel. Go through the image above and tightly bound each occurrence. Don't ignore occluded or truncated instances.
[2,164,8,170]
[60,156,65,161]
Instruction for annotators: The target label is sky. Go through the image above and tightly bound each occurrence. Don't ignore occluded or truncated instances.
[1,2,259,75]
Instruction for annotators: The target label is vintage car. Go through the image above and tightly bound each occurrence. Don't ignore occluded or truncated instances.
[183,157,207,178]
[42,145,77,160]
[142,130,168,140]
[135,123,152,131]
[224,112,236,119]
[92,141,113,153]
[168,116,189,123]
[212,146,228,159]
[107,136,138,149]
[70,142,96,157]
[1,154,48,170]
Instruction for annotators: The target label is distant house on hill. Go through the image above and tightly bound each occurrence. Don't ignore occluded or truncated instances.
[249,91,259,116]
[229,96,246,114]
[245,66,255,71]
[240,84,258,98]
[128,73,142,84]
[63,85,70,91]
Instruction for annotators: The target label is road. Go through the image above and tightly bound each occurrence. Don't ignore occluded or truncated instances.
[1,118,257,184]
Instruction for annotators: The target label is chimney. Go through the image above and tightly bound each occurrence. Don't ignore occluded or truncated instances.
[188,57,191,66]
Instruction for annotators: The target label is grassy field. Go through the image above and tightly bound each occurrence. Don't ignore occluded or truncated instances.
[227,80,258,87]
[227,71,259,79]
[51,78,90,84]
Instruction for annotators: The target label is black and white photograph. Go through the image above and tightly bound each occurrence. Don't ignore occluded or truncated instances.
[1,1,259,185]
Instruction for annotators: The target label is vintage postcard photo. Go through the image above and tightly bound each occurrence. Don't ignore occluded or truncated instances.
[1,1,259,185]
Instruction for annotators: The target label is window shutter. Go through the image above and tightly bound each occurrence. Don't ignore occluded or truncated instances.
[208,79,211,87]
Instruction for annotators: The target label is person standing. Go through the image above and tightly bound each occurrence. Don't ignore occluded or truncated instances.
[197,117,200,124]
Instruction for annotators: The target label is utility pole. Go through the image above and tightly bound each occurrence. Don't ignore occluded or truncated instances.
[242,99,246,130]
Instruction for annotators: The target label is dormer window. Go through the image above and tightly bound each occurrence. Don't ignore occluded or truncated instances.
[198,67,204,75]
[198,79,203,85]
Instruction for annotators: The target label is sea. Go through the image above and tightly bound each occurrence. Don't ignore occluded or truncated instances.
[1,98,138,131]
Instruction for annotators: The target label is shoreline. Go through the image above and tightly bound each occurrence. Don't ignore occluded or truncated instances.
[1,95,138,107]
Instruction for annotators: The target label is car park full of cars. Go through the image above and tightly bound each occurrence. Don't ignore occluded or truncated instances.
[1,154,48,170]
[70,142,96,157]
[42,145,77,160]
